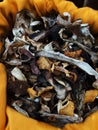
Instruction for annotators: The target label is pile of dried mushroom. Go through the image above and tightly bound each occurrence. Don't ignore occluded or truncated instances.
[1,9,98,128]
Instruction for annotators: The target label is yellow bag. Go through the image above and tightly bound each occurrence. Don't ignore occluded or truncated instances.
[0,0,98,130]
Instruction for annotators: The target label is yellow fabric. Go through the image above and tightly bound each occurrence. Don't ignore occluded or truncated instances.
[0,63,7,130]
[0,0,98,130]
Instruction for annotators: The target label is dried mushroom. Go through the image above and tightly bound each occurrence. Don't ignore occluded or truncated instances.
[1,9,98,128]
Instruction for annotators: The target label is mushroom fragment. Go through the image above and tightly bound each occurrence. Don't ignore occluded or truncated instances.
[27,88,37,98]
[12,101,29,117]
[37,56,52,71]
[11,67,27,81]
[38,86,54,96]
[58,100,75,116]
